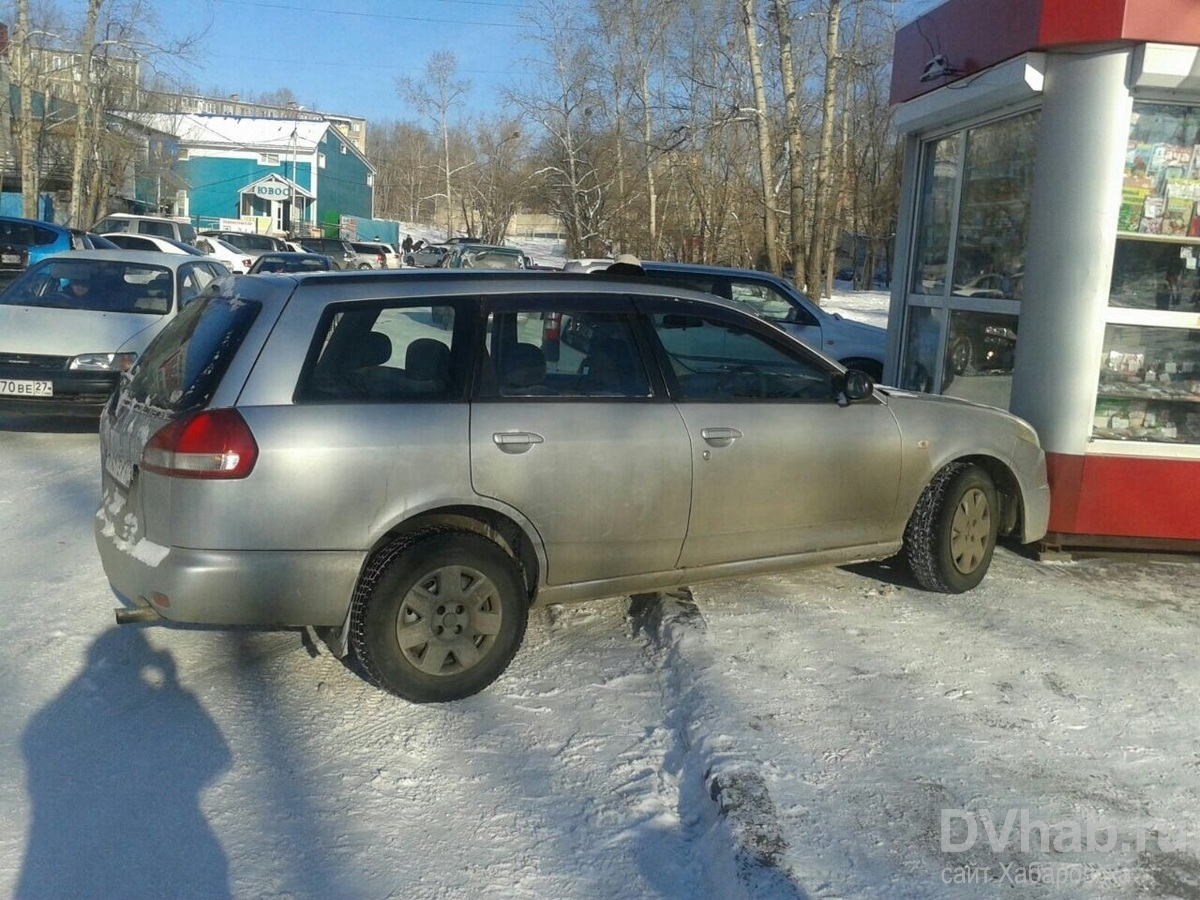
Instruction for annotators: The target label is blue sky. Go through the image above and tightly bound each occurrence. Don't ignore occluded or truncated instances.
[147,0,532,123]
[119,0,937,126]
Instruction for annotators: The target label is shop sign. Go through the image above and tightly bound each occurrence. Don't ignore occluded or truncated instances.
[254,183,291,199]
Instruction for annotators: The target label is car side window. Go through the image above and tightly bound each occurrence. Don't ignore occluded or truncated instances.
[729,278,819,327]
[480,309,651,399]
[178,263,217,306]
[730,279,797,322]
[649,312,833,401]
[298,303,460,402]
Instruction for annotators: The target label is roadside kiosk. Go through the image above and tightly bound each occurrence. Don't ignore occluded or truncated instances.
[887,0,1200,549]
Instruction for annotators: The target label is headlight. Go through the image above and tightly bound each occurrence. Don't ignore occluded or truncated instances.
[69,352,138,372]
[1013,416,1040,446]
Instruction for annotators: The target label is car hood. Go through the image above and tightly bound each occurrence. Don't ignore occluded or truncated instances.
[875,385,1040,441]
[824,313,886,338]
[0,304,166,355]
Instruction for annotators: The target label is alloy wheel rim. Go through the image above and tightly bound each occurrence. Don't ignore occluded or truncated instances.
[395,564,503,676]
[950,487,991,574]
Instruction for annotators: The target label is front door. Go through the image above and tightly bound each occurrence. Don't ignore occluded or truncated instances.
[642,304,903,566]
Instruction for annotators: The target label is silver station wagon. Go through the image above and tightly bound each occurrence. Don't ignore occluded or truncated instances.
[95,271,1050,702]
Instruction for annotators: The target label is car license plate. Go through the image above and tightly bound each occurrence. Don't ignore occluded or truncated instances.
[0,379,53,397]
[1,253,21,264]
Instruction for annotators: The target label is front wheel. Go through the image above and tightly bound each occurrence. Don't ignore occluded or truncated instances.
[350,531,529,702]
[903,462,998,593]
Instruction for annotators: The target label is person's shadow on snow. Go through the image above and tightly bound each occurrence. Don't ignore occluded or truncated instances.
[17,628,232,899]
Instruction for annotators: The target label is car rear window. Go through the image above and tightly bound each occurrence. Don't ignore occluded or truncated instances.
[0,220,59,247]
[124,291,262,412]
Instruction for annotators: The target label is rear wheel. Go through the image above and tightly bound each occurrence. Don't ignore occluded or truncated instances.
[903,462,998,593]
[949,335,974,375]
[350,531,528,702]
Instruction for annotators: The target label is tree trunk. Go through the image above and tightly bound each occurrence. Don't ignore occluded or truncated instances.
[806,0,842,297]
[70,0,104,227]
[740,0,779,274]
[16,0,38,218]
[771,0,804,289]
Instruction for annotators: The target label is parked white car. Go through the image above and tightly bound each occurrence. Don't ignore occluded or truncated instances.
[194,235,253,274]
[102,232,235,273]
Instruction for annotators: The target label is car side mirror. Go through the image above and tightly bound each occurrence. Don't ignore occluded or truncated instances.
[833,369,873,407]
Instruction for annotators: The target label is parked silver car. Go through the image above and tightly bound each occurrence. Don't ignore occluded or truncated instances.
[94,271,1050,702]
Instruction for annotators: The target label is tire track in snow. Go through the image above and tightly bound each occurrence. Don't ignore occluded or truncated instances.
[630,589,811,900]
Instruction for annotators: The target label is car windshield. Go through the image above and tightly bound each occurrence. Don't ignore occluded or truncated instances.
[0,257,175,314]
[459,248,522,269]
[252,255,330,273]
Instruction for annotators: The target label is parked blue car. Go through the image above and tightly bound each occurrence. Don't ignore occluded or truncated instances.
[0,216,74,281]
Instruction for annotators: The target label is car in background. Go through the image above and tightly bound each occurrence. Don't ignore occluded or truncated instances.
[0,251,228,414]
[91,213,197,246]
[349,242,386,269]
[0,217,124,285]
[439,243,526,269]
[404,243,449,268]
[352,240,400,269]
[194,235,253,274]
[92,269,1049,704]
[298,237,357,270]
[247,252,335,274]
[561,258,614,273]
[102,233,235,273]
[586,259,888,382]
[199,230,290,262]
[0,217,72,282]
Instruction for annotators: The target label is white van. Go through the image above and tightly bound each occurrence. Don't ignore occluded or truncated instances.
[91,213,197,246]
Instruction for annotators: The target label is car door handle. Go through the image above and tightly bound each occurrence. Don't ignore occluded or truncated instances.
[492,431,545,453]
[700,427,743,447]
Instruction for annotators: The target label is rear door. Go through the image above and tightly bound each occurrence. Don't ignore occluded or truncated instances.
[469,294,693,586]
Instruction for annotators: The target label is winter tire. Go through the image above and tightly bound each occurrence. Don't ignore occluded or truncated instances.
[903,462,998,593]
[350,531,528,702]
[949,335,974,375]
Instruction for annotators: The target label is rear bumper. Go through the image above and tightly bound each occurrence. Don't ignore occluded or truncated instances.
[94,512,364,627]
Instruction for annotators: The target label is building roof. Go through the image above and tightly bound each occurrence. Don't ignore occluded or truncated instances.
[891,0,1200,105]
[137,114,330,153]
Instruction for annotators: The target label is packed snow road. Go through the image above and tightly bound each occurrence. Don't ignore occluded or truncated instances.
[2,417,1199,899]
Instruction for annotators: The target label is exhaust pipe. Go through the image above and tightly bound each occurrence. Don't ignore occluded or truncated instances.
[114,604,161,625]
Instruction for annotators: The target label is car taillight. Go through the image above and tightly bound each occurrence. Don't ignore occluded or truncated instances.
[141,409,258,479]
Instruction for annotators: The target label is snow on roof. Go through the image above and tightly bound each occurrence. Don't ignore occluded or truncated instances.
[137,114,330,152]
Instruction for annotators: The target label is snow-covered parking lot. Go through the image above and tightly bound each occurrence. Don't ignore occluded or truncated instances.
[2,417,1199,897]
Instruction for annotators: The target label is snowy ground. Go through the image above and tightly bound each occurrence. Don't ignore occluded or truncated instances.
[3,237,1200,899]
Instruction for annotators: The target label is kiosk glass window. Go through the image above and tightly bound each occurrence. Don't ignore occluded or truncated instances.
[950,114,1037,300]
[1110,102,1200,311]
[903,110,1038,407]
[1094,323,1200,444]
[911,134,960,296]
[1097,102,1200,446]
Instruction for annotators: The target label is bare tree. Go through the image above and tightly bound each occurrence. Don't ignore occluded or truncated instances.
[805,0,844,296]
[739,0,780,273]
[512,0,610,258]
[467,118,526,244]
[67,0,103,227]
[397,52,471,241]
[13,0,40,217]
